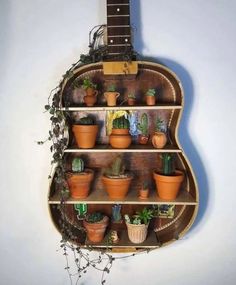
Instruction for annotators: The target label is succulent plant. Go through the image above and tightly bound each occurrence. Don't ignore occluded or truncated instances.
[71,157,84,173]
[128,92,135,99]
[104,155,126,177]
[155,117,165,132]
[82,77,97,90]
[78,116,95,125]
[106,84,116,92]
[137,113,148,136]
[146,88,156,96]
[86,212,104,223]
[125,207,153,225]
[112,116,130,129]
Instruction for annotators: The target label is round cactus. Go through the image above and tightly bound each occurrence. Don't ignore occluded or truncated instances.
[72,157,84,173]
[112,116,130,129]
[78,116,95,125]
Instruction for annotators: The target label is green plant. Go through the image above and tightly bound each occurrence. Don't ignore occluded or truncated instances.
[72,157,84,173]
[146,88,156,96]
[112,116,130,129]
[137,113,148,136]
[106,84,116,92]
[86,212,104,223]
[78,116,95,125]
[142,180,149,190]
[161,153,175,175]
[124,207,153,225]
[128,92,136,99]
[82,77,97,90]
[104,155,125,177]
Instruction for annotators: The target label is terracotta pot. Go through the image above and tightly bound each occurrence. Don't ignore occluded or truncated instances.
[84,94,97,106]
[139,189,149,199]
[72,125,98,149]
[127,98,135,106]
[138,134,149,145]
[152,132,167,149]
[83,215,109,243]
[126,222,149,244]
[153,170,184,200]
[66,169,94,199]
[104,92,120,106]
[102,175,132,199]
[109,129,132,149]
[86,88,98,97]
[146,96,156,106]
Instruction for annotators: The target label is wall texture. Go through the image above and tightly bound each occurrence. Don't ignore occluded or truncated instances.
[0,0,235,284]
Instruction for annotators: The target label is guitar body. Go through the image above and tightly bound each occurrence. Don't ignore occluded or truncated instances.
[48,60,199,250]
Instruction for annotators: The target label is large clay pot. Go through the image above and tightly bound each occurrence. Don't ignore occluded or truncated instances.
[83,215,109,243]
[66,169,94,198]
[152,132,167,149]
[102,175,132,199]
[126,222,149,244]
[146,96,156,106]
[72,125,98,149]
[153,170,184,200]
[104,92,120,106]
[109,129,132,149]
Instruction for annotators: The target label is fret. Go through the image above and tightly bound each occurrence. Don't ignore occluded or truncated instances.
[107,3,129,6]
[108,35,131,37]
[108,44,131,47]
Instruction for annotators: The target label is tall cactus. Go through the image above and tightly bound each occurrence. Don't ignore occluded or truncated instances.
[104,155,125,177]
[72,157,84,173]
[138,113,148,136]
[112,116,130,129]
[161,154,174,175]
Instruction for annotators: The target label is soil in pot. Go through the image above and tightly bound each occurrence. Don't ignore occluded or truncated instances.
[153,170,184,200]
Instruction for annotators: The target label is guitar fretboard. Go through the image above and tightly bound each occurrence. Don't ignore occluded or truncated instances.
[106,0,132,57]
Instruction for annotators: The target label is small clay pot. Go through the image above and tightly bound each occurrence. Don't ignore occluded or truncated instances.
[146,96,156,106]
[104,92,120,106]
[83,215,109,243]
[66,169,94,199]
[139,188,149,199]
[102,175,132,199]
[84,94,97,106]
[138,134,149,145]
[152,132,167,149]
[153,170,184,200]
[126,222,149,244]
[109,129,132,149]
[72,125,98,149]
[127,98,136,106]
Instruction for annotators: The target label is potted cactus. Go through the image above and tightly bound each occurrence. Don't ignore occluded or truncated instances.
[72,116,99,149]
[152,117,167,149]
[137,113,149,144]
[139,180,149,199]
[127,92,136,106]
[125,207,153,244]
[104,84,120,106]
[66,157,94,199]
[109,115,131,149]
[145,88,156,106]
[81,77,98,106]
[102,155,133,199]
[83,212,109,243]
[153,153,184,200]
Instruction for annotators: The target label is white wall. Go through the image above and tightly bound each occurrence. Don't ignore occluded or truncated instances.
[0,0,235,284]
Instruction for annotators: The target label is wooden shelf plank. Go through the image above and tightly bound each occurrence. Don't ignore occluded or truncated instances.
[48,188,197,205]
[84,229,159,249]
[64,144,182,153]
[60,104,182,111]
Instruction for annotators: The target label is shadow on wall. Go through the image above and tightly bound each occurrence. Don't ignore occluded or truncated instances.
[131,0,209,231]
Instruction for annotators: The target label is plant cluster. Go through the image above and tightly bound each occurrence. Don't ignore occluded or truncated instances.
[124,207,153,225]
[86,212,104,223]
[112,116,130,129]
[106,84,116,92]
[138,113,148,136]
[82,77,97,90]
[146,88,156,96]
[155,117,166,132]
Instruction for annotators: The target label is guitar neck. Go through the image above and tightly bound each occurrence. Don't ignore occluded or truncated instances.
[106,0,133,59]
